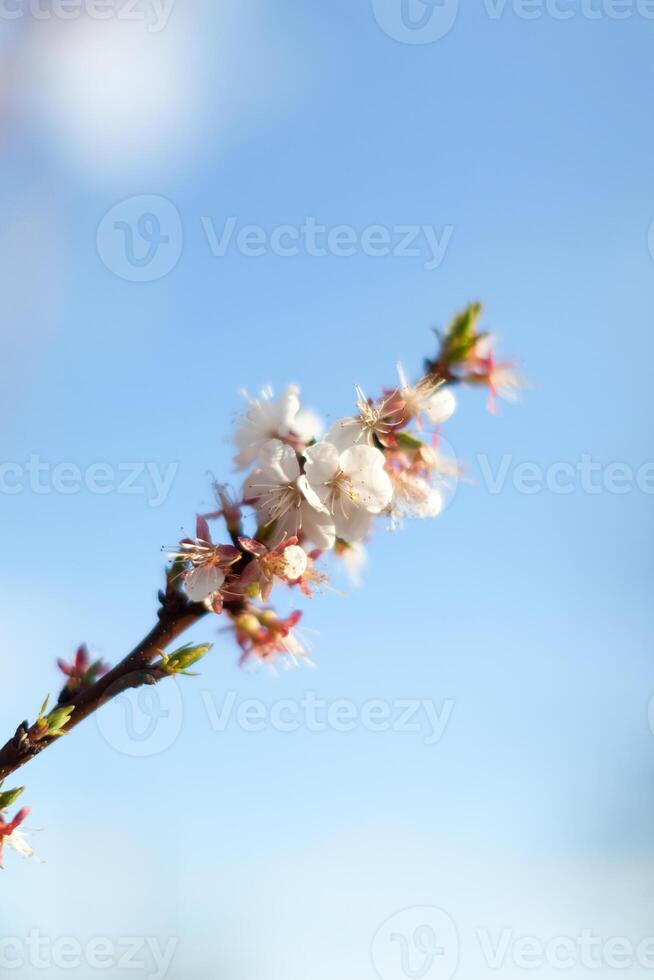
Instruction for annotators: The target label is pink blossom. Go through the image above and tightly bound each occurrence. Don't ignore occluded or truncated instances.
[236,535,308,601]
[0,808,31,868]
[233,609,308,668]
[169,516,241,610]
[57,644,108,694]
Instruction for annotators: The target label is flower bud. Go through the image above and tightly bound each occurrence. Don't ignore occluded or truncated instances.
[235,612,261,636]
[258,610,279,630]
[0,786,24,811]
[162,643,213,675]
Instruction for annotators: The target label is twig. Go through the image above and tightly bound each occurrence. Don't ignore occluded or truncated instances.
[0,592,210,782]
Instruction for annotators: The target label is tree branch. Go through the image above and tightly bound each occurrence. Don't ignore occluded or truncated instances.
[0,304,511,808]
[0,592,209,782]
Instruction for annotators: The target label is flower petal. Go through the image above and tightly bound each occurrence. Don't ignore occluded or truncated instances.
[196,514,212,542]
[339,443,385,476]
[184,566,225,602]
[340,445,393,513]
[304,440,340,485]
[232,386,302,469]
[324,418,367,453]
[292,406,322,444]
[215,545,241,565]
[274,385,302,435]
[6,830,35,860]
[424,388,456,425]
[258,439,301,484]
[297,473,330,514]
[238,537,268,557]
[243,468,264,504]
[300,502,336,549]
[265,508,302,547]
[333,502,372,543]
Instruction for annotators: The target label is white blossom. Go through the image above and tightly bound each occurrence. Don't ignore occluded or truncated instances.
[272,544,308,581]
[324,385,399,453]
[386,443,459,528]
[294,406,323,445]
[396,363,456,427]
[303,441,393,543]
[389,473,443,527]
[244,439,336,548]
[184,566,225,602]
[168,522,240,607]
[233,386,321,469]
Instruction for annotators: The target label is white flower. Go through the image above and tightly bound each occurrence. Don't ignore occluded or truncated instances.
[168,519,241,609]
[272,544,308,581]
[389,473,443,526]
[303,441,393,543]
[324,385,400,453]
[386,443,459,528]
[324,418,363,453]
[184,566,225,603]
[294,406,323,445]
[233,386,321,469]
[396,363,456,428]
[238,537,310,601]
[244,439,335,548]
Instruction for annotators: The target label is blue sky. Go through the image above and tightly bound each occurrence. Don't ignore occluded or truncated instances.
[1,2,653,977]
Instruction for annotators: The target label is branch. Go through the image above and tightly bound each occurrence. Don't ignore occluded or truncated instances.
[0,512,256,784]
[0,303,522,861]
[0,591,210,782]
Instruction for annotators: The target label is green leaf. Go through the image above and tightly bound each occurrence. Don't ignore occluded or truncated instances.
[0,786,24,811]
[441,303,483,364]
[396,432,425,450]
[37,695,50,720]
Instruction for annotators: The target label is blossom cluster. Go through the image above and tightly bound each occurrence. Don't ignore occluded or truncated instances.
[0,304,519,870]
[169,304,521,668]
